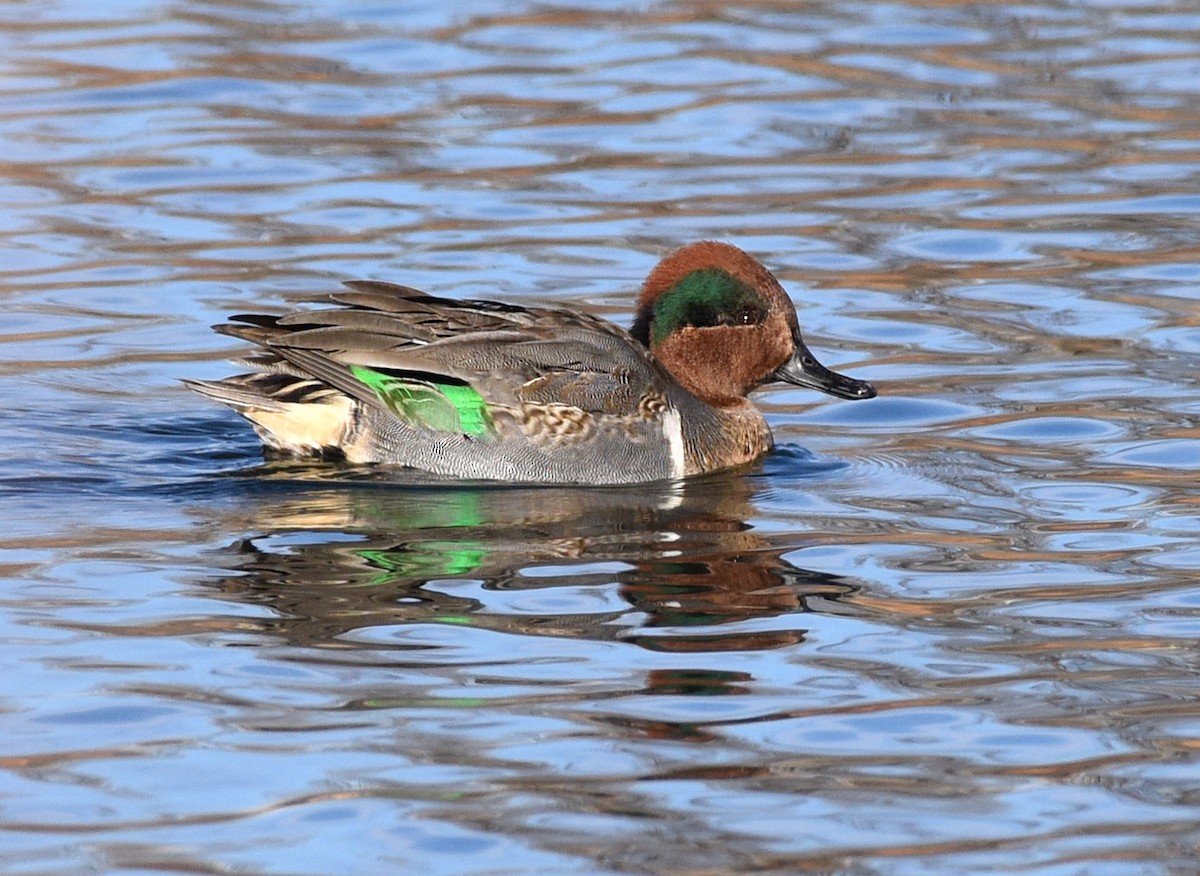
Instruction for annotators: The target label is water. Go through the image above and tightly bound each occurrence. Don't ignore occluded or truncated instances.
[3,1,1200,872]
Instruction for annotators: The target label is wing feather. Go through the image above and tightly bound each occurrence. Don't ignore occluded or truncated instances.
[215,283,670,419]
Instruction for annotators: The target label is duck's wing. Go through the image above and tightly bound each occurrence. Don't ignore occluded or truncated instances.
[215,281,672,429]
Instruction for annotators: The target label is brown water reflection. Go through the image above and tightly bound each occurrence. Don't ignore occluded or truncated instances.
[198,472,858,654]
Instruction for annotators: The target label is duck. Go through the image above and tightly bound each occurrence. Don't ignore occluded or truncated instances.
[186,241,876,484]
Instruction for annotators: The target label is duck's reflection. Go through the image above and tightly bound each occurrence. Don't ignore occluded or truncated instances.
[207,464,859,652]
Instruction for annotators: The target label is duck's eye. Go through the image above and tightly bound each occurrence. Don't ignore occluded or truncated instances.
[727,302,765,327]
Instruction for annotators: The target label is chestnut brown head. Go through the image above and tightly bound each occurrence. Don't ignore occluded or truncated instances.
[631,241,876,408]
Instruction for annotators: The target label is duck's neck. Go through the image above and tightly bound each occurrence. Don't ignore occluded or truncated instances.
[673,395,773,476]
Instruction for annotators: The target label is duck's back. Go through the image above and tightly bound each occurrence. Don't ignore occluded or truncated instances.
[186,282,689,484]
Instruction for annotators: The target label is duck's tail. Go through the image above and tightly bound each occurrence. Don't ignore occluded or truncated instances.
[184,373,357,457]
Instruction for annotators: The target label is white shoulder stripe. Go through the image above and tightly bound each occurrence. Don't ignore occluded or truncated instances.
[662,407,686,479]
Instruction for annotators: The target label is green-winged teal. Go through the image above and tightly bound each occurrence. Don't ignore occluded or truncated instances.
[187,241,876,484]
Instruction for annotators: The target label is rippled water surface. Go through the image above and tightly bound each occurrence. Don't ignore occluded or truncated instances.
[4,1,1200,873]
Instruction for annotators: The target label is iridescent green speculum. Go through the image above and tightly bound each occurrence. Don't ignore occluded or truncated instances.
[650,269,767,345]
[350,365,491,436]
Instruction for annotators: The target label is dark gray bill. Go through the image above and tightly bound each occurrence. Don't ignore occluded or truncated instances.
[773,342,876,400]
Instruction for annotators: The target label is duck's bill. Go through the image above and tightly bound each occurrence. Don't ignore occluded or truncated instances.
[773,344,877,400]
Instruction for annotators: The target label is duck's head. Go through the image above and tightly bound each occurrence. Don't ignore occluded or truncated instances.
[630,241,877,408]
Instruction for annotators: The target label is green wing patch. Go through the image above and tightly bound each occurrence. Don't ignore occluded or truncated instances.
[350,365,492,436]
